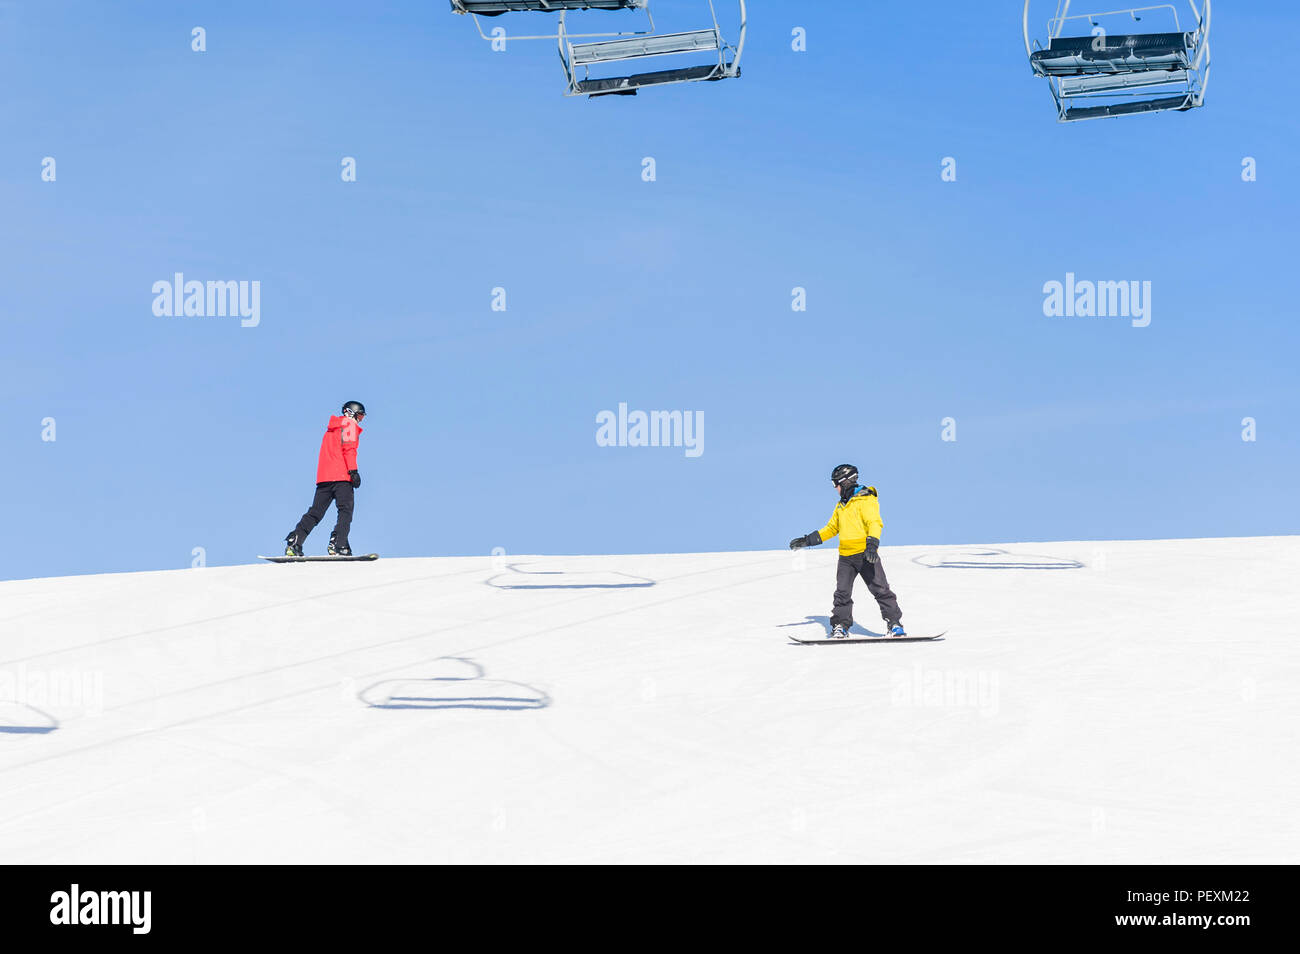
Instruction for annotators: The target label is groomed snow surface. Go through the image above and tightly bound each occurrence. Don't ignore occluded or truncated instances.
[1,537,1296,864]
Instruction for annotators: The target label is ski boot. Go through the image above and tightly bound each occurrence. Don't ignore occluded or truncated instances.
[884,620,906,638]
[284,532,305,557]
[830,623,851,639]
[328,532,352,557]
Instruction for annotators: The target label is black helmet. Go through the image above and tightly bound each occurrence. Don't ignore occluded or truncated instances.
[830,464,858,488]
[342,400,366,419]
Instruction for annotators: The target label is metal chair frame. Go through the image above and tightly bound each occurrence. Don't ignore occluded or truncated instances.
[450,1,745,98]
[1022,1,1211,121]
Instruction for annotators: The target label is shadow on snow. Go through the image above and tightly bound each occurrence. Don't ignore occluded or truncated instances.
[0,702,59,734]
[485,562,655,590]
[358,657,550,712]
[911,547,1084,570]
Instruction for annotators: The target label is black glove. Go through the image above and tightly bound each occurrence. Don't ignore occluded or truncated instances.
[789,531,821,550]
[864,536,880,564]
[349,470,361,489]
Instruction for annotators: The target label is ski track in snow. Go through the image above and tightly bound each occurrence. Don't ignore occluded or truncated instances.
[0,538,1296,863]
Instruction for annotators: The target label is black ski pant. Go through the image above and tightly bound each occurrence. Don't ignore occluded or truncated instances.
[292,481,354,549]
[831,551,902,630]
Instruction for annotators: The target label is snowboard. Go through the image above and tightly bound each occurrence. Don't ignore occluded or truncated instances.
[259,554,379,563]
[791,631,946,645]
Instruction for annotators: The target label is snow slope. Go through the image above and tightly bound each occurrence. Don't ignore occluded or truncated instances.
[1,538,1296,864]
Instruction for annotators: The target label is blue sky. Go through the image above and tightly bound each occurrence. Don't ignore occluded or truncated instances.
[1,1,1296,580]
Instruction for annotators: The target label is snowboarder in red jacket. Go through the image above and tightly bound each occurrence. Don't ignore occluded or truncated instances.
[284,401,365,556]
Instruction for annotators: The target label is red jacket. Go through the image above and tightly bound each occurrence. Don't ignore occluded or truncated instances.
[316,415,362,483]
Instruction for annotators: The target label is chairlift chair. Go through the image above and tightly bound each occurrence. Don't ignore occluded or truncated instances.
[559,1,745,97]
[450,0,745,98]
[450,0,649,36]
[1022,1,1211,121]
[451,1,645,13]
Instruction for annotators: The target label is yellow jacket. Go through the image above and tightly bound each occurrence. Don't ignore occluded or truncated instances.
[818,486,883,556]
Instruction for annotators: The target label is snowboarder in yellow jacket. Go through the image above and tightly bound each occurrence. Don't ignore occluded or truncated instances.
[789,464,904,639]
